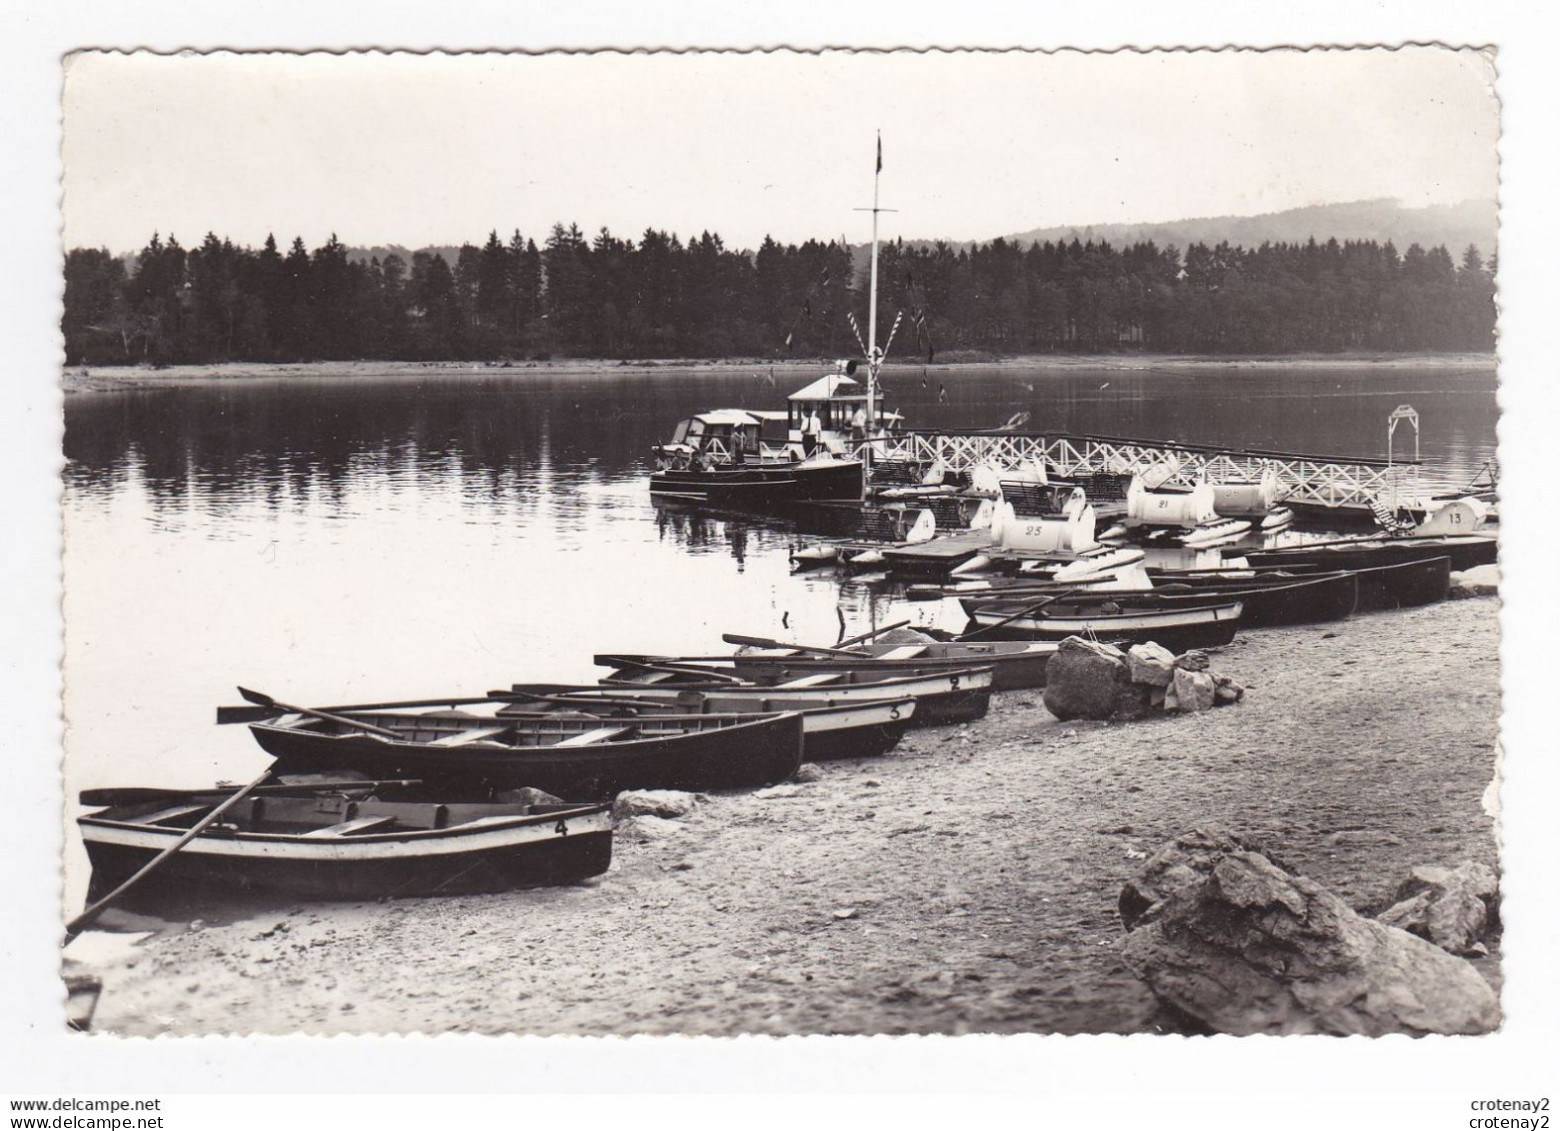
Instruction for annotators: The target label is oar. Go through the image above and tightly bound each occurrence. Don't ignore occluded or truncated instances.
[956,590,1079,642]
[65,767,276,944]
[835,619,912,648]
[79,778,421,808]
[490,689,679,712]
[722,633,870,658]
[236,687,403,740]
[218,694,504,726]
[593,657,748,686]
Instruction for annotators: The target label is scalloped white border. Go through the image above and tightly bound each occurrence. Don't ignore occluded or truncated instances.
[6,2,1558,1114]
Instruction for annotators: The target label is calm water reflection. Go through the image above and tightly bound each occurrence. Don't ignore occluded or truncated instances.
[62,363,1498,805]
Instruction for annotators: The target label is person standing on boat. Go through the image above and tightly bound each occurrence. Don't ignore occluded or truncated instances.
[851,403,869,443]
[804,407,822,456]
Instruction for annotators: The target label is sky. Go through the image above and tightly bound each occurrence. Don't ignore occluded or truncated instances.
[61,47,1500,253]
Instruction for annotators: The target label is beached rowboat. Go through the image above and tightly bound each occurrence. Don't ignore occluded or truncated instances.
[78,789,613,901]
[1244,535,1494,574]
[956,570,1358,628]
[719,640,1059,692]
[1150,555,1453,611]
[593,659,995,725]
[503,685,915,761]
[961,599,1243,649]
[250,711,804,799]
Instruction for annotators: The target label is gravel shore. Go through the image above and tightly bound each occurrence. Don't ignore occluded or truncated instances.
[74,595,1501,1036]
[60,352,1496,394]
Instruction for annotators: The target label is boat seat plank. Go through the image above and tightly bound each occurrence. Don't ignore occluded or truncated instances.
[137,803,208,826]
[876,645,928,660]
[553,726,633,747]
[453,815,527,830]
[301,816,397,838]
[774,673,841,689]
[429,726,508,747]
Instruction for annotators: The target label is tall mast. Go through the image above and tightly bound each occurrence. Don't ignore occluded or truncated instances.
[867,131,881,431]
[856,132,894,433]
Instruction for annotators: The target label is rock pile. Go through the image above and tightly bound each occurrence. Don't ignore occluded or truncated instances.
[1377,861,1500,956]
[1042,637,1245,722]
[1118,829,1500,1036]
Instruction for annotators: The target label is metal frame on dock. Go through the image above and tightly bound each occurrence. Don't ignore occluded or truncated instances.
[855,429,1430,510]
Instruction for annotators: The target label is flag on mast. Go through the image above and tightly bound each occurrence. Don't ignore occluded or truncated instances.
[876,134,882,173]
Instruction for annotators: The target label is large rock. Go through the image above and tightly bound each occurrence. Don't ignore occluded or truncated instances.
[1378,862,1499,956]
[1120,839,1500,1036]
[612,790,700,820]
[1126,642,1176,687]
[494,786,566,807]
[1042,637,1153,720]
[1118,828,1283,930]
[1174,649,1211,672]
[1169,668,1216,712]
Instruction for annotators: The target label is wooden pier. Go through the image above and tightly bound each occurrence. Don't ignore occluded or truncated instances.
[858,429,1434,511]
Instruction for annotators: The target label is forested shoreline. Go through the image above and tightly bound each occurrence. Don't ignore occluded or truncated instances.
[62,224,1497,366]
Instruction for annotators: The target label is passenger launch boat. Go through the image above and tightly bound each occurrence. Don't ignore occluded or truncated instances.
[648,134,907,508]
[78,787,613,901]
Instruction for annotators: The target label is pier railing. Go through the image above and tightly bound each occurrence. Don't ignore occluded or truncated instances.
[858,430,1427,509]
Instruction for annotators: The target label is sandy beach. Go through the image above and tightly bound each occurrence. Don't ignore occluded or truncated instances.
[60,352,1498,394]
[71,591,1501,1037]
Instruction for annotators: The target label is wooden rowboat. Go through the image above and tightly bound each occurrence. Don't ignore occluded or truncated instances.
[503,685,916,761]
[249,711,804,799]
[719,640,1059,693]
[78,788,613,902]
[961,599,1244,649]
[957,571,1358,628]
[1244,535,1494,574]
[592,659,996,725]
[1149,555,1453,611]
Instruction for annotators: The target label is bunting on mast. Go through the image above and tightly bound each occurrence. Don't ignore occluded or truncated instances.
[881,310,904,360]
[846,312,868,359]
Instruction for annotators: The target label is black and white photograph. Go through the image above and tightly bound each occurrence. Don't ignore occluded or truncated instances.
[47,43,1513,1041]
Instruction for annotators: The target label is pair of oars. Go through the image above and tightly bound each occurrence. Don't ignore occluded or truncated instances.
[65,688,406,944]
[721,619,913,658]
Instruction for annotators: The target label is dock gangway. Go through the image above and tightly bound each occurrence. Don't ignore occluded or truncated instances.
[859,429,1430,510]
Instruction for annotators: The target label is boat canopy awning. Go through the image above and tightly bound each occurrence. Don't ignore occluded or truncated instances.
[692,409,767,426]
[788,375,861,402]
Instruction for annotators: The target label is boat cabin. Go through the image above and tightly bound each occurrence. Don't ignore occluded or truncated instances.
[786,362,903,455]
[656,409,787,469]
[652,360,902,470]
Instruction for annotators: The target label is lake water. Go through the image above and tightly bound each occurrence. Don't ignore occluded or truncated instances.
[61,362,1498,848]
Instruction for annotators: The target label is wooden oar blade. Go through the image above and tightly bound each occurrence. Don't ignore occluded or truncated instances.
[236,686,275,707]
[216,704,280,725]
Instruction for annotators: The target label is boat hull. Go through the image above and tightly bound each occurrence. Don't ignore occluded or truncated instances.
[80,805,613,901]
[506,687,916,761]
[649,458,863,503]
[1246,536,1495,575]
[962,572,1359,629]
[251,713,805,799]
[726,644,1055,693]
[596,663,995,726]
[1149,555,1453,612]
[963,603,1243,650]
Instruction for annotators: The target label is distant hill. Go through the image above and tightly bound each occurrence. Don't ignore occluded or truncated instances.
[995,198,1498,258]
